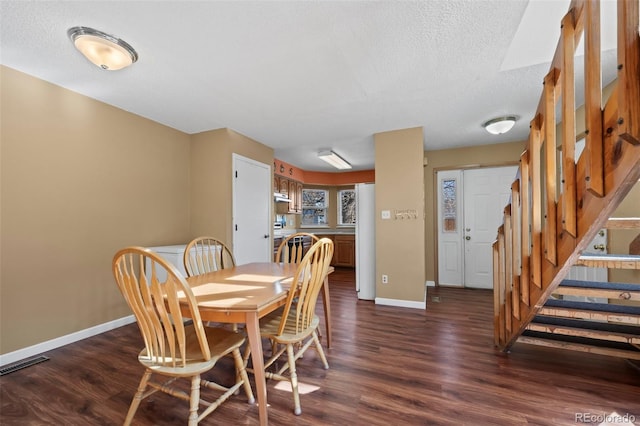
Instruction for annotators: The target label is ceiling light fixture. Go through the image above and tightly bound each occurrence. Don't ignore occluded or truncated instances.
[482,116,517,135]
[67,26,138,71]
[318,150,352,170]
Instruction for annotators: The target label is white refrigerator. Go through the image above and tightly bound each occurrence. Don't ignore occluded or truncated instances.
[355,183,376,300]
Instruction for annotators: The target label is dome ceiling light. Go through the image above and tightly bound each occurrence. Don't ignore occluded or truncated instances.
[482,116,517,135]
[67,26,138,71]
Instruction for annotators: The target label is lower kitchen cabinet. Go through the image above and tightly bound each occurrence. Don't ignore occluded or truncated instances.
[334,234,355,267]
[279,233,355,267]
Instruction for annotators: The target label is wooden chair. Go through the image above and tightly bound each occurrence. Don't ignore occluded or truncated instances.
[245,237,333,415]
[275,232,334,348]
[183,236,236,277]
[184,236,239,331]
[112,247,254,426]
[274,232,319,263]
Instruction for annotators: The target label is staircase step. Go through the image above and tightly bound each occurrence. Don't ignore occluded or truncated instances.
[575,253,640,269]
[605,217,640,229]
[517,334,640,360]
[540,299,640,325]
[554,279,640,301]
[528,316,640,345]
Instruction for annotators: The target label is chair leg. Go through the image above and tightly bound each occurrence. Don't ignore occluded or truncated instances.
[188,375,201,426]
[312,330,329,369]
[286,343,302,416]
[232,348,255,404]
[124,370,151,426]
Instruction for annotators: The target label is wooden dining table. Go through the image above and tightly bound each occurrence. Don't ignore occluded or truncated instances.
[183,262,333,425]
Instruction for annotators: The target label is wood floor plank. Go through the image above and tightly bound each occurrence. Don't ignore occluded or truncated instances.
[1,268,639,425]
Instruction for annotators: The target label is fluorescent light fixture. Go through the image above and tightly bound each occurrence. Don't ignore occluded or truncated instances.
[318,150,352,170]
[68,26,138,70]
[482,116,517,135]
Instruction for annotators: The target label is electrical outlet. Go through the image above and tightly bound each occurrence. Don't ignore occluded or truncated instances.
[382,274,388,284]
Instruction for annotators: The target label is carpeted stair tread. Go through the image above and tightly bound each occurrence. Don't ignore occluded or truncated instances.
[543,298,640,315]
[531,315,640,335]
[521,330,640,352]
[579,253,640,260]
[559,279,640,291]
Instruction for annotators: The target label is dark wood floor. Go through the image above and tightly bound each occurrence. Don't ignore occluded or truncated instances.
[2,268,639,425]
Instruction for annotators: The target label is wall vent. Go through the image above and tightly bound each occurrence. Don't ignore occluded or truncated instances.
[0,355,49,376]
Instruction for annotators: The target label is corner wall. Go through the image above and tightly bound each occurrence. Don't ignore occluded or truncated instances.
[374,127,425,305]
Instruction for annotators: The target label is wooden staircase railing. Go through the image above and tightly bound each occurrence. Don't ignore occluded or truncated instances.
[493,0,640,352]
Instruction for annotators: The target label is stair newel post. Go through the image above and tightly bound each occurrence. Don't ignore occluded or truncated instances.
[498,225,509,336]
[493,241,501,347]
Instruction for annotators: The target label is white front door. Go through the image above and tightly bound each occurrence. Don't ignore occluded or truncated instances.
[437,166,517,288]
[463,166,517,289]
[232,154,271,265]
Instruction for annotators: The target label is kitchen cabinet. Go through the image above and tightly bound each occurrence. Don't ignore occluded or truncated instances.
[313,234,355,267]
[334,234,355,267]
[278,176,289,197]
[274,174,303,214]
[295,181,303,213]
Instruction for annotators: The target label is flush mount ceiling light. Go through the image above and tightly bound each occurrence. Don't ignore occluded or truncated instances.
[67,26,138,70]
[318,150,352,170]
[482,116,517,135]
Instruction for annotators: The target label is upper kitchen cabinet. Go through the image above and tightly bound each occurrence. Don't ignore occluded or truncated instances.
[275,174,302,214]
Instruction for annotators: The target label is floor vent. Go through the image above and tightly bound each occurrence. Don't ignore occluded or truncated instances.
[0,355,50,376]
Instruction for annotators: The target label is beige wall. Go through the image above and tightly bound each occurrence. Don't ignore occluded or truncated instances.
[375,127,425,302]
[1,66,191,353]
[423,141,526,283]
[0,67,274,356]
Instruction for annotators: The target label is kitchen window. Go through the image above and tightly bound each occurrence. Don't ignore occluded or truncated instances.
[338,189,356,225]
[301,189,328,226]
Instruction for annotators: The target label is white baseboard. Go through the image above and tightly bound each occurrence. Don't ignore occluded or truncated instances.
[375,297,425,309]
[426,280,436,287]
[0,315,136,367]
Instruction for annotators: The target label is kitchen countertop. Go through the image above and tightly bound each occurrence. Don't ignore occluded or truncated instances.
[274,229,355,237]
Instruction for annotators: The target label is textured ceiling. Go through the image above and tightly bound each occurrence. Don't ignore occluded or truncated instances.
[0,0,619,172]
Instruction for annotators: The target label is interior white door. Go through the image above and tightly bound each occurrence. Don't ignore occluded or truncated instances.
[462,166,517,289]
[232,154,271,265]
[568,229,608,282]
[437,170,464,286]
[564,230,608,303]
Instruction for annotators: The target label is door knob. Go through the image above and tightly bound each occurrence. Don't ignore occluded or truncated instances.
[593,244,605,251]
[465,236,471,240]
[264,234,269,239]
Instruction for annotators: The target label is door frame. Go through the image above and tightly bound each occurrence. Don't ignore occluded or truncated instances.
[433,162,519,288]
